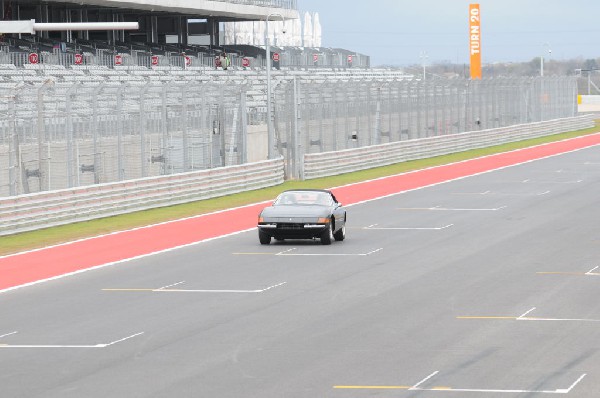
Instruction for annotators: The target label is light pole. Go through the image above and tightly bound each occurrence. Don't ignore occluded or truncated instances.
[265,13,285,159]
[540,42,551,77]
[419,51,428,81]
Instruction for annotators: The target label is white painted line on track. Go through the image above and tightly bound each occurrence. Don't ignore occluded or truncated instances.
[585,266,599,275]
[364,224,453,231]
[525,179,583,184]
[454,190,551,196]
[0,331,17,339]
[537,267,600,276]
[397,206,507,211]
[276,248,383,257]
[409,371,439,390]
[561,374,587,393]
[103,282,287,294]
[460,307,600,323]
[336,373,587,394]
[518,307,537,319]
[0,332,144,349]
[156,281,186,290]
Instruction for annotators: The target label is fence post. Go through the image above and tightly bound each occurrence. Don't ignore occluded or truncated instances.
[66,84,79,188]
[291,76,299,179]
[182,84,189,171]
[37,80,53,192]
[8,91,17,195]
[374,85,381,145]
[139,83,150,178]
[92,83,105,184]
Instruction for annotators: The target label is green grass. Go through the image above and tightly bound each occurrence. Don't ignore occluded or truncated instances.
[2,123,599,256]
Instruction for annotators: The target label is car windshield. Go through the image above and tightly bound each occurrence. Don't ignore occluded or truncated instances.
[274,191,333,206]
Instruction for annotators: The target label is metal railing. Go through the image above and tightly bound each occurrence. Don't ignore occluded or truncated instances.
[0,157,284,236]
[212,0,297,9]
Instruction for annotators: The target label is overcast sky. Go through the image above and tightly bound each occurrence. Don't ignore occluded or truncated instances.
[298,0,600,66]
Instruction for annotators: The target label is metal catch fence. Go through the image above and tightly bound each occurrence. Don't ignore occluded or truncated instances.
[0,81,247,197]
[273,77,579,179]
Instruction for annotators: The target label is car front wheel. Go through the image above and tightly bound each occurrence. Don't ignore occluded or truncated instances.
[321,223,334,245]
[333,224,345,241]
[259,230,271,245]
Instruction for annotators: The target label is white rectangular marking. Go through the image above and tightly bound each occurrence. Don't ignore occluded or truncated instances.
[397,206,506,211]
[276,248,383,256]
[156,282,287,293]
[364,224,453,231]
[0,332,144,349]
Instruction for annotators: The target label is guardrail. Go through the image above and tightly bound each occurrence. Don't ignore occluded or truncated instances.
[302,115,595,180]
[0,158,284,236]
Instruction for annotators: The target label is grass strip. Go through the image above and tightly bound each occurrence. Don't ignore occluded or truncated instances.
[1,123,598,256]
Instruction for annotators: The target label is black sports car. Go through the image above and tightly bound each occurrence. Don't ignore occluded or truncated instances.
[257,189,347,245]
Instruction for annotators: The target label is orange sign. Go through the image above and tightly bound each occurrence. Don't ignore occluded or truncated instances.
[469,4,481,79]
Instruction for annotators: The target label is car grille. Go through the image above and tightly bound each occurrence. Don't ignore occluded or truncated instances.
[278,223,305,230]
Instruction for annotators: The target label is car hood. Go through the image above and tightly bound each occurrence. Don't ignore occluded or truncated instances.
[260,205,331,219]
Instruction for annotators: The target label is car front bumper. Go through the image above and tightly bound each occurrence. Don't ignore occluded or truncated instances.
[257,222,328,239]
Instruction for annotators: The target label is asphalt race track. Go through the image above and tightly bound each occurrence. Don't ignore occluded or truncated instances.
[2,145,600,397]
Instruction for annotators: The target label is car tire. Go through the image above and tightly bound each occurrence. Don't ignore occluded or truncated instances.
[333,224,345,241]
[321,222,334,245]
[259,230,271,245]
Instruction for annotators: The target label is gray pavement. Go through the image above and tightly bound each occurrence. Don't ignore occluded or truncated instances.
[2,146,600,397]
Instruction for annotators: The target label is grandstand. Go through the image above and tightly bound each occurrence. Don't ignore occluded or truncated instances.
[0,0,369,70]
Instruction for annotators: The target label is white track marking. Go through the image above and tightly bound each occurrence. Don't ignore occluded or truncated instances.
[336,373,587,394]
[561,374,587,393]
[518,307,537,319]
[276,248,297,255]
[0,332,144,349]
[397,206,506,211]
[524,179,583,184]
[455,190,550,196]
[517,307,600,322]
[409,371,439,390]
[585,266,599,275]
[452,190,491,195]
[103,332,145,347]
[277,248,383,256]
[156,281,185,290]
[104,282,287,294]
[0,331,17,339]
[364,224,453,231]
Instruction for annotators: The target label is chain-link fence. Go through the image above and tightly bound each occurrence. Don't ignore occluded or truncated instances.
[274,77,579,178]
[0,81,247,196]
